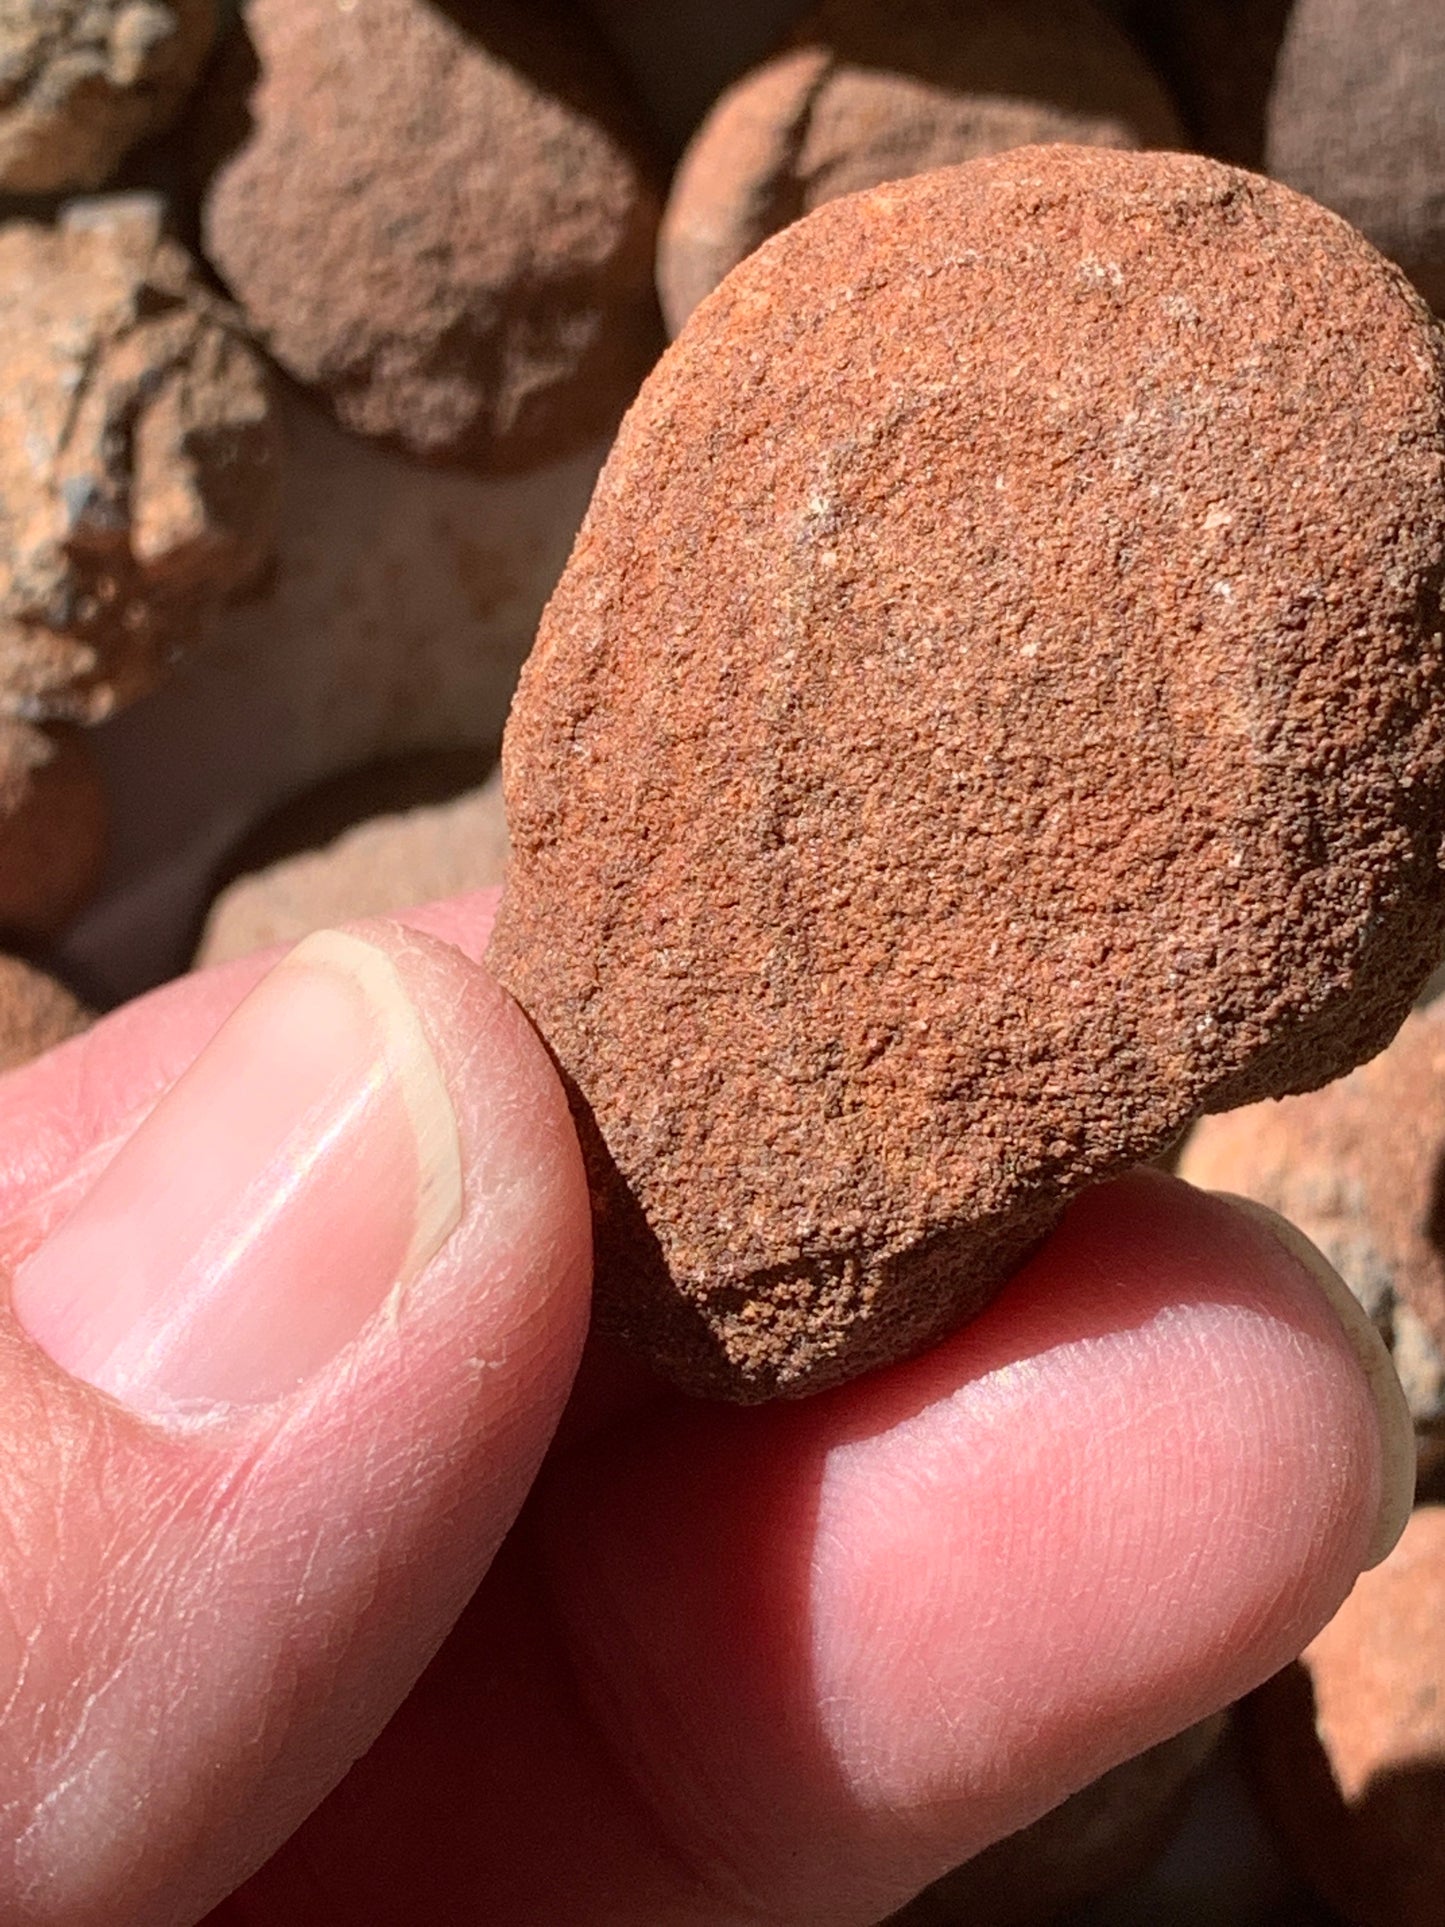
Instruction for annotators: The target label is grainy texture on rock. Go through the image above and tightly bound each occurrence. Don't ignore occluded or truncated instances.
[0,954,91,1072]
[0,723,105,941]
[491,146,1445,1403]
[1179,1006,1445,1488]
[0,0,217,193]
[1125,0,1291,168]
[1244,1505,1445,1927]
[196,754,507,966]
[0,195,280,724]
[1266,0,1445,312]
[888,1716,1225,1925]
[202,0,663,473]
[657,0,1184,331]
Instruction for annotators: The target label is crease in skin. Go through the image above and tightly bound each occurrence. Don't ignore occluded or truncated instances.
[7,1443,370,1918]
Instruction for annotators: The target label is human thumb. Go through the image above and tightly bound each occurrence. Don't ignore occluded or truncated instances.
[0,921,591,1925]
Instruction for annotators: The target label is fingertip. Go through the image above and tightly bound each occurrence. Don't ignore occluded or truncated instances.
[1204,1190,1415,1569]
[0,916,593,1923]
[537,1171,1403,1918]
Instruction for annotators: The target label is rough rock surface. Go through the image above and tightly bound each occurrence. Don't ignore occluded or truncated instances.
[0,954,91,1072]
[889,1716,1225,1925]
[491,146,1445,1402]
[202,0,662,473]
[1267,0,1445,312]
[657,0,1184,332]
[1125,0,1291,168]
[0,195,280,725]
[1244,1505,1445,1927]
[1180,1005,1445,1489]
[196,756,507,966]
[0,723,105,941]
[0,0,217,194]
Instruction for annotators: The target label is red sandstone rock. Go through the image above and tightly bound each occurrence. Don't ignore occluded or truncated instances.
[0,0,217,194]
[889,1716,1225,1925]
[196,755,507,966]
[0,723,105,942]
[0,195,281,724]
[202,0,663,474]
[657,0,1184,332]
[491,147,1445,1402]
[0,954,91,1073]
[1180,1005,1445,1488]
[1244,1505,1445,1927]
[1266,0,1445,312]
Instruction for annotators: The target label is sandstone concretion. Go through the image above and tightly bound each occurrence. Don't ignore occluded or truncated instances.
[1244,1505,1445,1927]
[0,195,280,725]
[202,0,662,474]
[196,755,507,966]
[0,723,105,942]
[1179,1005,1445,1489]
[0,0,217,194]
[0,954,91,1073]
[657,0,1184,332]
[491,147,1445,1402]
[1267,0,1445,312]
[889,1715,1225,1925]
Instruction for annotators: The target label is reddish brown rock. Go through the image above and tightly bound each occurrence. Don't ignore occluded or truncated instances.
[1244,1505,1445,1927]
[196,755,507,967]
[1179,1006,1445,1488]
[1266,0,1445,312]
[201,0,662,474]
[889,1716,1225,1925]
[0,195,280,725]
[0,954,91,1073]
[657,0,1184,332]
[0,723,106,942]
[1125,0,1292,169]
[0,0,218,194]
[491,147,1445,1402]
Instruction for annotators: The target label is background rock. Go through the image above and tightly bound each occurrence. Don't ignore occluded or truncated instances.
[1244,1505,1445,1927]
[658,0,1184,332]
[0,723,106,943]
[53,383,597,1005]
[1123,0,1292,168]
[0,953,91,1072]
[0,0,217,194]
[585,0,808,153]
[201,0,663,473]
[0,193,280,724]
[1179,1004,1445,1493]
[1266,0,1445,310]
[195,755,507,966]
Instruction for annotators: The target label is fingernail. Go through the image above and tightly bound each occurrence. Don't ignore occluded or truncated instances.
[1214,1193,1415,1569]
[12,930,462,1418]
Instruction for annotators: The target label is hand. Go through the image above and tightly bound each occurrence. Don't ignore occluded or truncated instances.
[0,895,1410,1926]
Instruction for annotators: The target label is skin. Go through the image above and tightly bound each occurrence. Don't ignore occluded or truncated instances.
[0,891,1398,1925]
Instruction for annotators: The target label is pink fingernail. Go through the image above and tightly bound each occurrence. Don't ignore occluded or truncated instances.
[12,931,462,1418]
